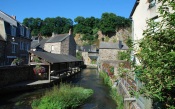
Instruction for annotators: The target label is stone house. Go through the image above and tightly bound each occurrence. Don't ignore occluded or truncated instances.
[0,10,31,66]
[99,41,128,61]
[98,41,128,74]
[44,31,76,57]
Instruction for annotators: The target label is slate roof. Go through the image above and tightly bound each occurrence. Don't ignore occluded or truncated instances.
[0,10,17,26]
[31,38,49,49]
[46,34,69,43]
[30,51,82,64]
[77,45,97,52]
[31,40,38,49]
[99,42,129,50]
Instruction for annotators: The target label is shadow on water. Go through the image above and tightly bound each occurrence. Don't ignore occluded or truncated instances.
[0,68,117,109]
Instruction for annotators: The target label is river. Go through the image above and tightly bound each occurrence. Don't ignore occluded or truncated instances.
[0,68,117,109]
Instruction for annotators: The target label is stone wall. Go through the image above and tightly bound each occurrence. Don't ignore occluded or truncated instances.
[99,49,118,60]
[61,36,69,55]
[44,42,61,54]
[82,52,91,65]
[69,35,76,56]
[0,65,35,87]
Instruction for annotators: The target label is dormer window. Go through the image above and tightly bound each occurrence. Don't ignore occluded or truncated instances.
[11,25,16,37]
[148,0,156,8]
[20,25,24,36]
[26,29,30,38]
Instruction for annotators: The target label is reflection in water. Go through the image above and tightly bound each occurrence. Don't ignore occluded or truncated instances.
[0,68,117,109]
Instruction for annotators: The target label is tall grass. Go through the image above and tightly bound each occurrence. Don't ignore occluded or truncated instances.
[99,71,124,109]
[99,71,112,87]
[31,83,93,109]
[110,88,124,109]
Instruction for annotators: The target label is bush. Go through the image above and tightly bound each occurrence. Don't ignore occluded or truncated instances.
[31,84,93,109]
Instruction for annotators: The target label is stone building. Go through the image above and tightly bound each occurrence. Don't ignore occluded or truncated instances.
[0,10,31,66]
[44,31,76,57]
[31,29,76,57]
[99,41,128,61]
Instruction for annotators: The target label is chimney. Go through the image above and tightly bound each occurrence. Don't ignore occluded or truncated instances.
[11,15,16,19]
[119,40,123,49]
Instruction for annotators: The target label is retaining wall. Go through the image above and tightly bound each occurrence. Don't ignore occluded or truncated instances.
[0,65,35,87]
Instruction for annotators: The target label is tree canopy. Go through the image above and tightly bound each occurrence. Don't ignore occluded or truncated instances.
[23,17,73,36]
[22,13,131,44]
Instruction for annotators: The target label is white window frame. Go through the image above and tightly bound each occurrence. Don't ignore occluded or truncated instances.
[11,25,16,37]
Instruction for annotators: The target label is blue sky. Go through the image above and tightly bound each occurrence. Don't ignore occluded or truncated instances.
[0,0,135,23]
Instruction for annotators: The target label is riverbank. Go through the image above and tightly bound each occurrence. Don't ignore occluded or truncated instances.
[99,71,124,109]
[0,68,117,109]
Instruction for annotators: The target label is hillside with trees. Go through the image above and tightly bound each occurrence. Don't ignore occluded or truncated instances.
[23,12,131,45]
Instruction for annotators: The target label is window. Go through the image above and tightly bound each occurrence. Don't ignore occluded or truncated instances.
[12,44,16,53]
[20,42,24,50]
[51,45,54,51]
[26,29,30,38]
[11,25,16,36]
[149,0,156,8]
[20,25,24,36]
[25,43,30,51]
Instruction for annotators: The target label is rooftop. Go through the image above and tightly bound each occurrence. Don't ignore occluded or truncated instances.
[99,41,129,50]
[30,51,82,64]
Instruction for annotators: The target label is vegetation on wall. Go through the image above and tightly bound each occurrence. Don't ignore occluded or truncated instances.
[134,0,175,108]
[76,51,83,60]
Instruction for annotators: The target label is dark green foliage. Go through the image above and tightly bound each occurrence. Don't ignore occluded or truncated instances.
[31,84,93,109]
[23,13,130,43]
[134,0,175,108]
[76,51,82,60]
[99,13,131,35]
[23,17,73,36]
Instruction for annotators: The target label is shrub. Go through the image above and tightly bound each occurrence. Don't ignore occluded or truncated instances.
[31,83,93,109]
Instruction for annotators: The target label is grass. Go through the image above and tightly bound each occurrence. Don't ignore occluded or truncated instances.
[110,88,124,109]
[99,71,113,87]
[99,71,124,109]
[31,83,93,109]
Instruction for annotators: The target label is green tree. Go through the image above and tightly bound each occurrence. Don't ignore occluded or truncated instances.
[99,13,131,35]
[74,16,85,24]
[134,0,175,108]
[23,17,43,36]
